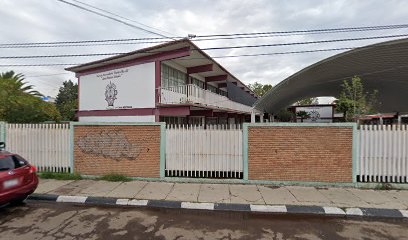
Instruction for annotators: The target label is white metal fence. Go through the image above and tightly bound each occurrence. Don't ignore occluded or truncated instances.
[358,125,408,183]
[5,124,71,173]
[166,124,243,179]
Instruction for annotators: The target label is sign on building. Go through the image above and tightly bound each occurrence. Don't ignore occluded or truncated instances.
[295,105,333,123]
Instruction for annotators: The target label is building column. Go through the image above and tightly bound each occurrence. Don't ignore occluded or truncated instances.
[251,110,256,123]
[260,113,264,123]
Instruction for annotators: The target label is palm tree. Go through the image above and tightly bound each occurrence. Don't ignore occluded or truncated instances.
[0,71,42,97]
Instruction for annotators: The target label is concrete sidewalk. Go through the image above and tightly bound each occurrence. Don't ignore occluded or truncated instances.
[35,179,408,210]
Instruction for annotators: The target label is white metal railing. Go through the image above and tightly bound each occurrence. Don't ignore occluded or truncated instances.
[358,124,408,183]
[159,84,253,113]
[165,124,243,179]
[5,123,71,173]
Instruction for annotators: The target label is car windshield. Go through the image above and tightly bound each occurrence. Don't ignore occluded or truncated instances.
[0,156,15,172]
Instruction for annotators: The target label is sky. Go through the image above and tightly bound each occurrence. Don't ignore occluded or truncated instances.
[1,0,408,101]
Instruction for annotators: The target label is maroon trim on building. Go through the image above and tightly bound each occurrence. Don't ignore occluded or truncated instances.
[218,83,227,88]
[190,110,213,117]
[240,87,245,90]
[75,47,191,77]
[77,108,156,117]
[228,113,238,118]
[187,64,213,74]
[205,75,228,82]
[213,112,228,117]
[231,82,238,85]
[158,106,190,116]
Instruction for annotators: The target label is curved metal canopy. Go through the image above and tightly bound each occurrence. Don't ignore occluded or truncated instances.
[254,38,408,114]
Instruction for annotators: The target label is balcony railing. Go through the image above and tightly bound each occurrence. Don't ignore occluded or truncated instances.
[159,84,253,113]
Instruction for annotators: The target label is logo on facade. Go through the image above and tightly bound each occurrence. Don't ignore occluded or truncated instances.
[105,81,118,107]
[309,110,321,122]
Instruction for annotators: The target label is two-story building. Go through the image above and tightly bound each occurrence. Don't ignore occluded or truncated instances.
[67,39,260,125]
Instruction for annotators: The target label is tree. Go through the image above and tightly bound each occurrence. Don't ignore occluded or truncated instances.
[336,76,378,122]
[296,110,310,122]
[0,71,61,123]
[55,80,78,121]
[0,71,42,97]
[295,97,319,106]
[248,82,272,97]
[275,109,294,122]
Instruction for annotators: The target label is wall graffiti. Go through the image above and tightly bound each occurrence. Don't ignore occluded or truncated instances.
[77,130,148,161]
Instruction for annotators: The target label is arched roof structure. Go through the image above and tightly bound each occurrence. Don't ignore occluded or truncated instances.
[254,38,408,113]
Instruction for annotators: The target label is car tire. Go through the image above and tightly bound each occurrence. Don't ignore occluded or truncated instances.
[9,196,28,206]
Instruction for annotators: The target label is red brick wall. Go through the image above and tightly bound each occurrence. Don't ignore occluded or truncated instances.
[73,125,161,178]
[248,126,353,183]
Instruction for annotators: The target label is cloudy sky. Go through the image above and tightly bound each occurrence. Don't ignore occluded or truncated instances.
[1,0,408,99]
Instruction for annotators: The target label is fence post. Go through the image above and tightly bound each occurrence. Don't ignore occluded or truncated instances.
[0,121,6,144]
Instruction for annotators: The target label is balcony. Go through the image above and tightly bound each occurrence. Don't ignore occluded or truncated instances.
[159,84,253,113]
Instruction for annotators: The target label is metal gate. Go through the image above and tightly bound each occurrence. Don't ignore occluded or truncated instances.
[165,124,243,179]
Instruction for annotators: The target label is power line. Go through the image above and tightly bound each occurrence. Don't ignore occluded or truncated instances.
[0,47,355,60]
[25,73,71,77]
[1,33,408,59]
[2,23,408,47]
[55,0,174,39]
[70,0,179,38]
[0,47,360,67]
[196,24,408,37]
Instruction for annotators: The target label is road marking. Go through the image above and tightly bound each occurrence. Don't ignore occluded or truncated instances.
[323,207,346,215]
[57,195,87,203]
[250,205,287,213]
[128,199,148,206]
[400,210,408,218]
[346,208,363,216]
[116,199,129,205]
[181,202,215,210]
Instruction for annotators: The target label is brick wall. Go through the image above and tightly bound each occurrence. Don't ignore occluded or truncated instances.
[73,125,161,178]
[248,126,353,183]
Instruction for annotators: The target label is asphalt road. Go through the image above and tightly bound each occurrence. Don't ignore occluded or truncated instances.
[0,201,407,240]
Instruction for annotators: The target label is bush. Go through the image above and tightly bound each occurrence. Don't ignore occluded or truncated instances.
[98,174,131,182]
[39,172,82,180]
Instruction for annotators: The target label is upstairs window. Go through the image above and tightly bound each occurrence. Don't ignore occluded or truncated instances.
[161,64,187,88]
[191,77,205,89]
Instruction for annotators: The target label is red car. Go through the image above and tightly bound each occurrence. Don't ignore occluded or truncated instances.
[0,142,38,206]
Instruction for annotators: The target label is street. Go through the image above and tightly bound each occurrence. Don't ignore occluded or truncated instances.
[0,201,407,240]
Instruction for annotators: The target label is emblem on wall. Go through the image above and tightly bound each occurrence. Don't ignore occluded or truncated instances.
[105,81,118,107]
[309,110,321,122]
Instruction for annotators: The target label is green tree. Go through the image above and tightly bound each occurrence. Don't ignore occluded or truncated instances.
[296,110,310,122]
[276,109,294,122]
[55,80,78,121]
[0,71,42,97]
[336,76,378,122]
[248,82,272,97]
[0,71,61,123]
[295,97,319,106]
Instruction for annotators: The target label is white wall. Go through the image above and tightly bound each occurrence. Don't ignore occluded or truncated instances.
[79,62,155,111]
[296,106,333,123]
[79,115,155,122]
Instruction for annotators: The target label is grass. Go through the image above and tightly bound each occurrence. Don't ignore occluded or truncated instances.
[98,174,132,182]
[39,172,83,180]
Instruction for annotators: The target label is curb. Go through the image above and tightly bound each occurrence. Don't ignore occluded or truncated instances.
[28,194,408,219]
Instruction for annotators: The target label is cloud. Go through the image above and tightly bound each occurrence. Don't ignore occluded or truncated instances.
[0,0,407,101]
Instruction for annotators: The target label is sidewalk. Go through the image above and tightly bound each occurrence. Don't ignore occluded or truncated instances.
[33,179,408,218]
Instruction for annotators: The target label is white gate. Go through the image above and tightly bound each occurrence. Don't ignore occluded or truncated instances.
[5,124,71,173]
[358,125,408,183]
[166,125,243,179]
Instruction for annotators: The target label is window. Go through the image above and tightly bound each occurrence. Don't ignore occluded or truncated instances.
[219,89,228,97]
[191,77,205,89]
[161,64,187,88]
[0,155,27,171]
[0,156,15,171]
[207,85,218,93]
